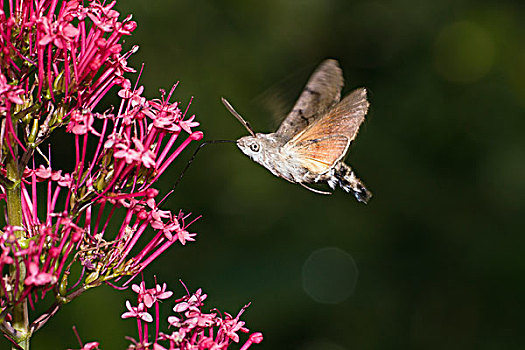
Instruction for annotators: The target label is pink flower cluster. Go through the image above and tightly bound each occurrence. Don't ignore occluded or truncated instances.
[0,0,207,346]
[0,0,137,151]
[117,281,263,350]
[6,81,203,300]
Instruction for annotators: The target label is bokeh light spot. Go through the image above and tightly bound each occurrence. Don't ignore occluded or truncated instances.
[434,21,495,83]
[302,247,358,304]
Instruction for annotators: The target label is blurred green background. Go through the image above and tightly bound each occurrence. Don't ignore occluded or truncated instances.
[35,0,524,349]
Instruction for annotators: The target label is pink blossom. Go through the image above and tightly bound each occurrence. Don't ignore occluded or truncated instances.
[0,248,13,265]
[24,262,56,286]
[58,172,73,187]
[37,16,80,49]
[131,281,148,298]
[127,283,262,349]
[176,229,196,245]
[167,315,182,328]
[147,283,174,306]
[132,137,156,168]
[131,281,173,308]
[34,165,53,179]
[185,310,216,328]
[154,219,180,241]
[118,81,146,107]
[67,110,95,135]
[79,342,100,350]
[0,1,262,349]
[151,111,182,132]
[114,141,141,164]
[173,288,207,313]
[121,301,153,323]
[159,330,186,343]
[222,313,248,343]
[0,0,202,339]
[152,343,167,350]
[68,341,101,350]
[179,115,200,134]
[0,73,24,105]
[240,333,264,350]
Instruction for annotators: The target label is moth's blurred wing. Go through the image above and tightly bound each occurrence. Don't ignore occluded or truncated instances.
[290,135,350,174]
[275,59,344,141]
[285,88,369,173]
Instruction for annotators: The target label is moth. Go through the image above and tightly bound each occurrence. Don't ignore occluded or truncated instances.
[222,59,372,203]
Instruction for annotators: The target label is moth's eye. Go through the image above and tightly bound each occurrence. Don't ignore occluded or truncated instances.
[250,143,260,152]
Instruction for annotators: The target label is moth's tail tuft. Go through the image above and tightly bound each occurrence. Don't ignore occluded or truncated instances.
[328,163,372,203]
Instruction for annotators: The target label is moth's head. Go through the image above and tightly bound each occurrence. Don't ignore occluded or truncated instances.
[237,134,264,160]
[221,97,270,162]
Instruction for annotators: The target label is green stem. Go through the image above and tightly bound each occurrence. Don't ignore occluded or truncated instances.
[6,121,30,350]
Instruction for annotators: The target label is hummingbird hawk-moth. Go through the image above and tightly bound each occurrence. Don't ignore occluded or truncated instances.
[222,59,372,203]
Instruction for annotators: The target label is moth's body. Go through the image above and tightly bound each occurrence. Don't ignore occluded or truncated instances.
[237,133,327,184]
[237,132,370,202]
[224,59,372,203]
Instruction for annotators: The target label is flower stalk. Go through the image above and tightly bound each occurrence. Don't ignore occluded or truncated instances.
[5,113,29,349]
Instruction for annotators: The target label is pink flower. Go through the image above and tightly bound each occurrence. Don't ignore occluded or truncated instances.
[0,73,24,105]
[0,2,264,349]
[132,281,173,308]
[126,283,263,349]
[114,140,140,164]
[67,110,95,135]
[156,219,180,241]
[152,343,167,350]
[185,310,216,328]
[0,248,13,265]
[132,137,156,168]
[58,172,73,187]
[118,80,146,107]
[176,229,196,245]
[80,342,100,350]
[179,115,200,134]
[167,315,182,328]
[222,313,248,343]
[24,262,56,286]
[34,165,53,179]
[37,16,80,48]
[121,300,153,323]
[147,283,173,305]
[240,333,264,350]
[159,330,186,343]
[151,111,181,132]
[131,281,148,299]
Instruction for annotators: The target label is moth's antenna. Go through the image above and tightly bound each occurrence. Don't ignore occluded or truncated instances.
[168,140,235,195]
[221,97,257,137]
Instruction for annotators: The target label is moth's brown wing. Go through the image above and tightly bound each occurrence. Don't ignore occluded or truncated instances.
[291,136,350,174]
[275,59,344,141]
[284,88,369,174]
